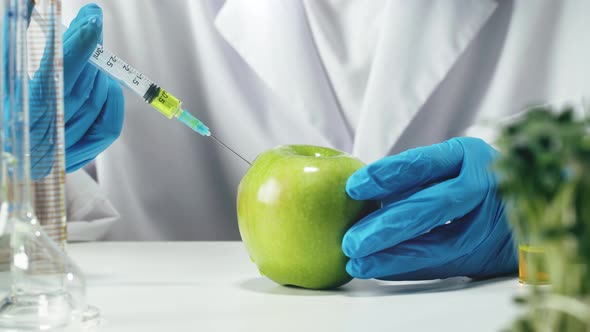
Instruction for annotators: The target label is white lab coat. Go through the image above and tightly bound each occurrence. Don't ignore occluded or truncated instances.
[63,0,590,241]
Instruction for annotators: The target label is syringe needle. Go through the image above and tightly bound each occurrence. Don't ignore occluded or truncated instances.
[210,135,252,166]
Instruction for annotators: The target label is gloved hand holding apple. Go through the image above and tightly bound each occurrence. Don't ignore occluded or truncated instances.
[237,138,518,290]
[343,137,518,281]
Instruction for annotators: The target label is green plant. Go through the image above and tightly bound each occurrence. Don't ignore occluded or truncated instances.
[496,107,590,331]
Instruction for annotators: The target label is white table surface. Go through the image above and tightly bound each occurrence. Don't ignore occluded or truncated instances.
[67,242,526,332]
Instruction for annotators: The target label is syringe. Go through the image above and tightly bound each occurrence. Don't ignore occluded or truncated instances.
[31,9,252,165]
[89,45,209,135]
[88,45,251,165]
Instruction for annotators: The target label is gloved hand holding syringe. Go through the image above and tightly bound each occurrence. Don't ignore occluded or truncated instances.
[33,9,251,165]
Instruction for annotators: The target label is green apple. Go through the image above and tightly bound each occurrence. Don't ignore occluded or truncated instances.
[236,145,377,289]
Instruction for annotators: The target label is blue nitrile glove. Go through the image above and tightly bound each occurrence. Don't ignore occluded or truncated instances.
[342,137,518,280]
[61,4,124,172]
[26,4,123,176]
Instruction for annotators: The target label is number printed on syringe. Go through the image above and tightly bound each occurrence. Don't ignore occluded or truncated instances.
[90,45,153,97]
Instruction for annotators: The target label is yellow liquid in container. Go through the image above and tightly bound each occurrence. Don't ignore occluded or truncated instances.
[518,244,550,284]
[149,88,181,118]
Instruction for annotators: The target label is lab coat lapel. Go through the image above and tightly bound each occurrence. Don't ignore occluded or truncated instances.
[215,0,353,151]
[354,0,498,163]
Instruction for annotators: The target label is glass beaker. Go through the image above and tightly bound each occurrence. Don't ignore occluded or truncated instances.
[518,244,549,284]
[0,0,99,329]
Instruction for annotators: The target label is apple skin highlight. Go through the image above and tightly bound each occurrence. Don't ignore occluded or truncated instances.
[237,145,377,289]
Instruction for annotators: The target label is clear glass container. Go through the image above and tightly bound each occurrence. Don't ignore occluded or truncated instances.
[0,0,99,329]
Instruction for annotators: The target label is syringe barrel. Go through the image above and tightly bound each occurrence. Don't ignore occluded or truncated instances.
[88,44,153,102]
[88,45,183,119]
[145,85,183,119]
